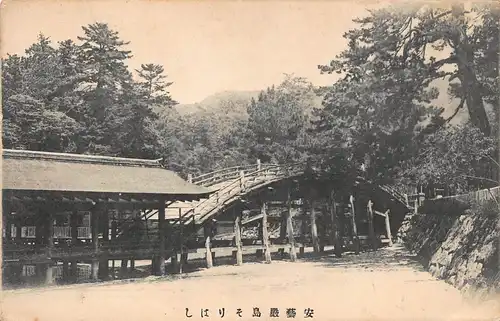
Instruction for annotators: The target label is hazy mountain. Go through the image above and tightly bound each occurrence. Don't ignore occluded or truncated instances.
[175,90,260,116]
[173,79,472,125]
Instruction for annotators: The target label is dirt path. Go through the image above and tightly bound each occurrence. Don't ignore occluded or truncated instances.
[1,245,499,321]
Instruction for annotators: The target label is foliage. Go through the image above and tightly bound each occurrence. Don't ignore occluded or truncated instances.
[313,2,499,192]
[247,75,319,164]
[2,6,498,196]
[2,23,176,160]
[399,123,495,192]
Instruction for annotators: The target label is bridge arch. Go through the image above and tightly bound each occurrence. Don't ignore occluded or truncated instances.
[161,161,414,242]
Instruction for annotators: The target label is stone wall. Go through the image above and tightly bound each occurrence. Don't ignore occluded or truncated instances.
[397,198,500,294]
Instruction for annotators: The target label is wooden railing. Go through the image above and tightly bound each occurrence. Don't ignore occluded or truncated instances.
[53,226,71,239]
[77,227,91,239]
[171,162,304,226]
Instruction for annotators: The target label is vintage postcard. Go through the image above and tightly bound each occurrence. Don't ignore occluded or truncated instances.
[0,0,500,320]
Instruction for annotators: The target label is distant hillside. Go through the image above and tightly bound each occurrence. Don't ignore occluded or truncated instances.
[173,80,473,125]
[175,90,260,116]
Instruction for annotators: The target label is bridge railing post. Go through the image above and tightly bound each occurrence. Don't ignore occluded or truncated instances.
[239,170,245,192]
[418,192,426,207]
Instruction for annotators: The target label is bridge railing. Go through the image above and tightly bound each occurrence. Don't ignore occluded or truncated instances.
[171,162,303,226]
[190,160,281,187]
[192,163,304,225]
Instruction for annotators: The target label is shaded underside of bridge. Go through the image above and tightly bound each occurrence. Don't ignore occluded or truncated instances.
[201,174,410,240]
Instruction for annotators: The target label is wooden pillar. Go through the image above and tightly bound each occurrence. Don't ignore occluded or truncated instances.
[310,199,320,254]
[91,208,99,281]
[111,220,117,279]
[62,261,69,283]
[120,259,128,276]
[205,236,213,268]
[45,209,54,285]
[318,214,326,253]
[279,212,287,243]
[70,211,78,283]
[98,210,109,280]
[178,208,184,274]
[329,192,342,258]
[234,209,243,266]
[156,201,166,275]
[349,195,360,254]
[299,200,307,257]
[261,202,272,264]
[3,207,11,244]
[239,170,245,192]
[384,210,393,247]
[366,200,377,251]
[286,187,297,262]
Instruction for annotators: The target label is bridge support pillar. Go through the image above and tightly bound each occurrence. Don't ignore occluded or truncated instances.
[153,202,166,276]
[349,195,360,254]
[261,202,272,264]
[329,191,342,258]
[234,209,243,266]
[286,186,297,262]
[299,201,307,257]
[384,210,393,247]
[309,199,320,254]
[205,237,213,268]
[366,200,377,251]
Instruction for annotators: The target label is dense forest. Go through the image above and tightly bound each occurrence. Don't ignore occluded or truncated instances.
[2,3,499,194]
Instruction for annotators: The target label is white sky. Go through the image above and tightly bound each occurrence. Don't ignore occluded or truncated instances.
[0,0,397,104]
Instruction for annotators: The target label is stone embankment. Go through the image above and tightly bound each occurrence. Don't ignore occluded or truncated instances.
[397,195,500,295]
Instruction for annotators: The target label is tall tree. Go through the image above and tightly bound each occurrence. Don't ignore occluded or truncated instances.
[2,34,81,152]
[76,22,133,155]
[247,75,318,164]
[315,2,500,189]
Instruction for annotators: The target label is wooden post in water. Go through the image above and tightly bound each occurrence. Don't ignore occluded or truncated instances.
[349,195,360,254]
[366,200,377,250]
[310,198,320,254]
[286,186,297,262]
[384,210,393,247]
[234,209,243,266]
[261,202,272,263]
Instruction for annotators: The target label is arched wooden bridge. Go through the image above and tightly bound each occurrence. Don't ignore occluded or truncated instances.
[166,161,305,225]
[113,160,418,260]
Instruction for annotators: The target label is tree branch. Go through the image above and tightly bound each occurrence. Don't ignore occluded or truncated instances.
[445,96,465,123]
[460,174,500,185]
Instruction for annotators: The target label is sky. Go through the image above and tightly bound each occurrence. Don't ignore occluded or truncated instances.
[0,0,397,104]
